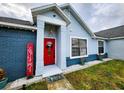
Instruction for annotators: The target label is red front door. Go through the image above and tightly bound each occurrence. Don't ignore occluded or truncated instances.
[44,38,55,66]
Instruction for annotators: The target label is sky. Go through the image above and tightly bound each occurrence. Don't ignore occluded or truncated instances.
[0,3,124,32]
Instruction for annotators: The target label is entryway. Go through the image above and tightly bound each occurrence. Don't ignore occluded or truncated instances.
[35,21,67,76]
[42,23,63,78]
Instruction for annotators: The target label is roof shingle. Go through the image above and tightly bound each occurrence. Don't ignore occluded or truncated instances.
[95,25,124,38]
[0,17,33,26]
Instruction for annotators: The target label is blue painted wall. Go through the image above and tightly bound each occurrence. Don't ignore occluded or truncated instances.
[0,27,36,82]
[66,53,108,67]
[61,8,108,58]
[42,10,64,21]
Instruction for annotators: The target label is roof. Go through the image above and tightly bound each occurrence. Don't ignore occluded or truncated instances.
[59,3,95,38]
[31,3,70,26]
[0,17,37,30]
[31,3,95,38]
[95,25,124,39]
[0,17,33,26]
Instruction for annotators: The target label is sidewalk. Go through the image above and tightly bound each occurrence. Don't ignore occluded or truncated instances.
[47,78,74,90]
[4,76,43,90]
[63,58,112,74]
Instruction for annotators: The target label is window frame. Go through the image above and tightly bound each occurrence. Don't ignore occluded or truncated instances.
[97,40,105,55]
[70,36,88,59]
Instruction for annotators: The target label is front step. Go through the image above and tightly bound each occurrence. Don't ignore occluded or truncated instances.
[46,74,64,83]
[42,65,63,78]
[46,74,74,90]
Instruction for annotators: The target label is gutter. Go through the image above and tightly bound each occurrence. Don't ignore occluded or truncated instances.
[94,35,124,40]
[0,21,37,31]
[94,36,108,40]
[108,37,124,40]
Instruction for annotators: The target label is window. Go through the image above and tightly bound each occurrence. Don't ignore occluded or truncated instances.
[71,37,87,58]
[98,41,104,54]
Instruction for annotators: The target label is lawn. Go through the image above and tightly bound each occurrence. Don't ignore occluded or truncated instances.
[65,60,124,90]
[25,81,48,90]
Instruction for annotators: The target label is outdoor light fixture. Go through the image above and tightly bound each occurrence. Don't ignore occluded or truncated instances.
[48,24,55,37]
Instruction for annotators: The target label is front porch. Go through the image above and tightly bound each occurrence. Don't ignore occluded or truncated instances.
[42,65,63,78]
[4,58,111,90]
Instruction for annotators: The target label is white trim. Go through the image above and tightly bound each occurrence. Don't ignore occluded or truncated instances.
[94,36,108,40]
[70,36,88,59]
[32,3,56,12]
[94,36,124,40]
[109,37,124,40]
[56,5,71,25]
[60,4,95,38]
[31,3,70,26]
[94,35,124,40]
[44,37,57,66]
[0,21,37,30]
[97,40,105,55]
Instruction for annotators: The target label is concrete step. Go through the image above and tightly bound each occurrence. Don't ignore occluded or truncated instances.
[46,76,74,90]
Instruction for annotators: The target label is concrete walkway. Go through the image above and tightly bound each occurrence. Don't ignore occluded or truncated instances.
[47,78,74,90]
[4,76,43,90]
[63,58,112,74]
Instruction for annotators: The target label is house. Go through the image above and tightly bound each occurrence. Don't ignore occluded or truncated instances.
[0,3,109,82]
[95,25,124,60]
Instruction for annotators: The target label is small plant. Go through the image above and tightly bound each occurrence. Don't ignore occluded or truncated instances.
[0,68,5,80]
[80,58,85,65]
[97,53,103,61]
[0,68,8,89]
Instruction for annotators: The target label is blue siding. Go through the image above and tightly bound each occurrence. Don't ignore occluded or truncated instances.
[85,54,97,62]
[66,53,108,67]
[101,53,108,59]
[66,57,81,67]
[0,27,36,82]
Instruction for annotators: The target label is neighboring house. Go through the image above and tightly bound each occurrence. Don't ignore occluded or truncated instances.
[0,3,110,82]
[95,25,124,60]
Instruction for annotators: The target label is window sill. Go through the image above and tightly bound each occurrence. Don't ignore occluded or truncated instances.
[97,53,105,55]
[70,55,88,59]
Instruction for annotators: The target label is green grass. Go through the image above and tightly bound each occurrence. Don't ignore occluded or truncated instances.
[65,60,124,90]
[25,81,48,90]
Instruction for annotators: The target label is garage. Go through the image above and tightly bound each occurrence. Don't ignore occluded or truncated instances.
[0,27,36,82]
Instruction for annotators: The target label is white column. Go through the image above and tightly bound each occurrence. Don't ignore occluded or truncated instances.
[35,17,44,76]
[60,25,67,70]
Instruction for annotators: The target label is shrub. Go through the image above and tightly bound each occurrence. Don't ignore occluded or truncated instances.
[0,68,5,80]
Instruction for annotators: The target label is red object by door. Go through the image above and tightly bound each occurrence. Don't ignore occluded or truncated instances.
[44,38,55,66]
[26,42,34,78]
